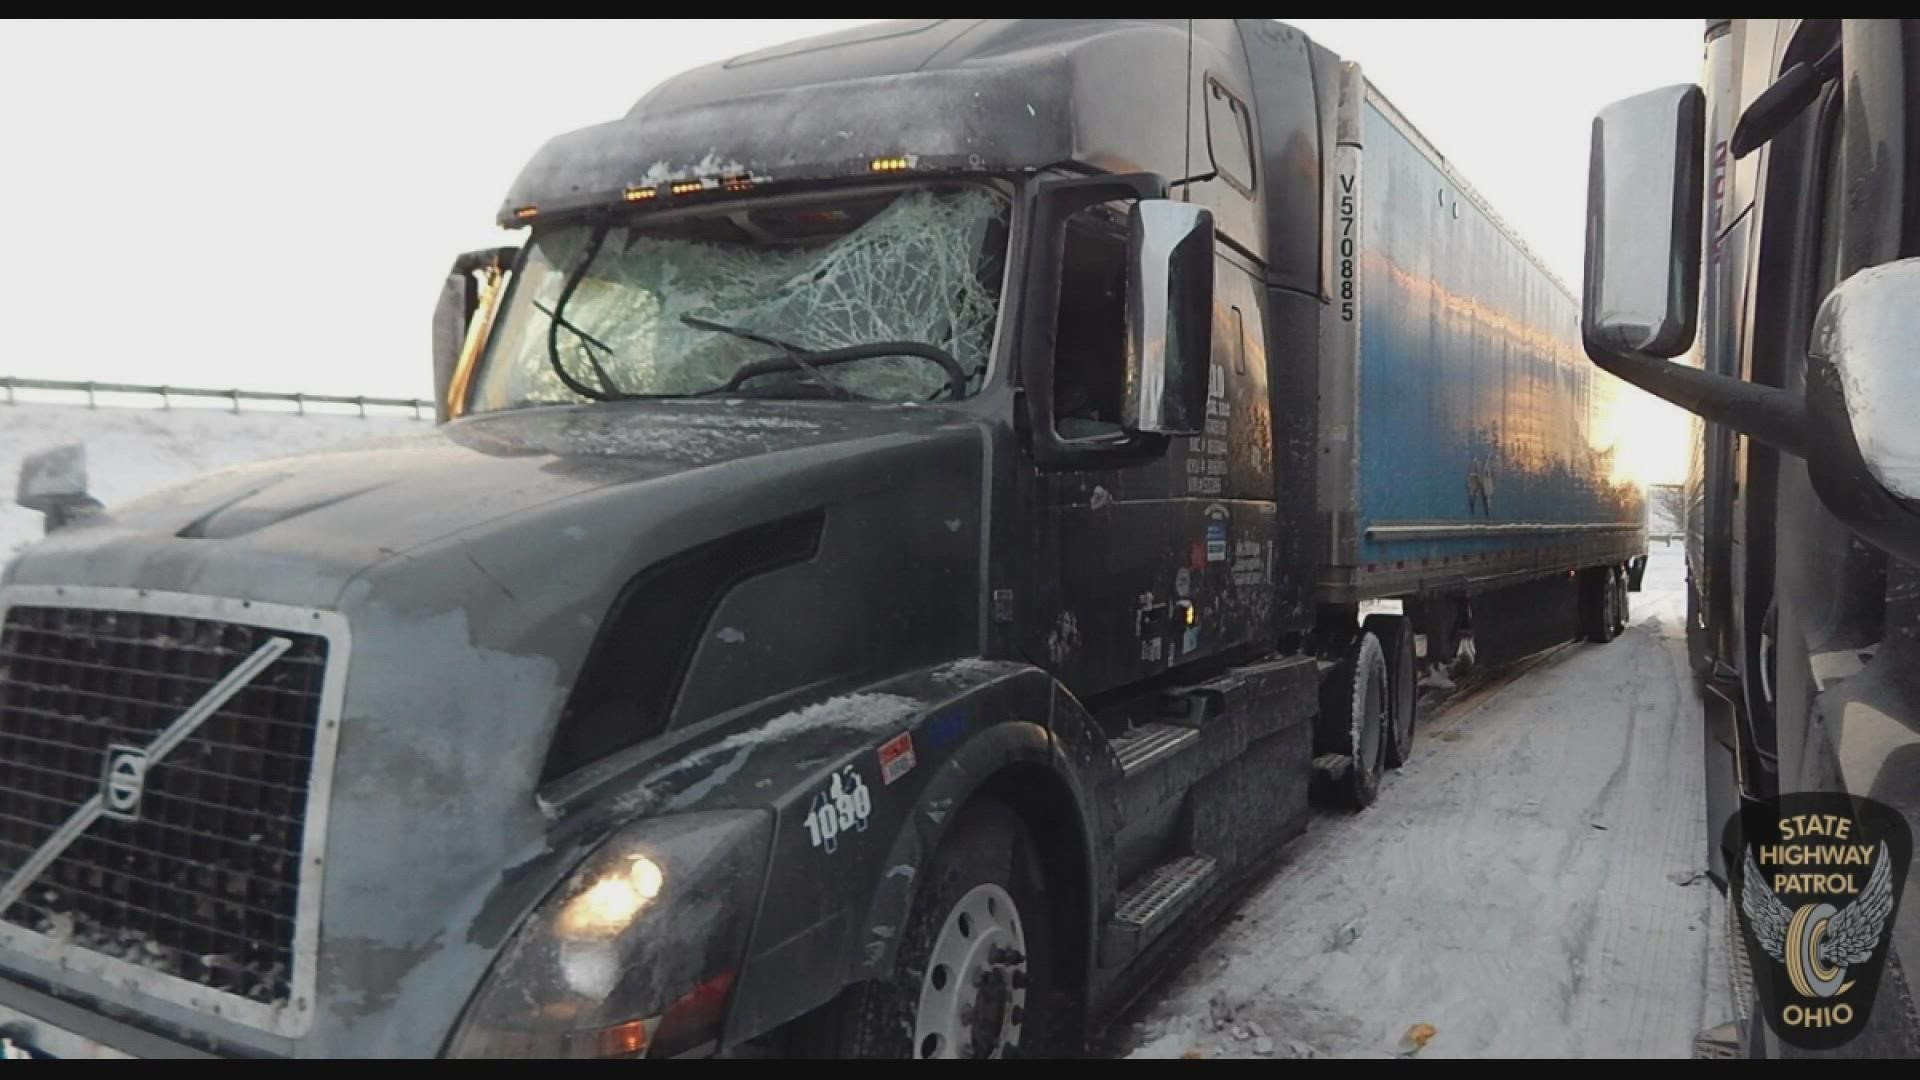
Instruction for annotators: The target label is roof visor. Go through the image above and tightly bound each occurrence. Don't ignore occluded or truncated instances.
[496,65,1073,228]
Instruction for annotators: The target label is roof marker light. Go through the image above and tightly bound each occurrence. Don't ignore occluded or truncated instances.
[624,185,658,202]
[869,156,912,173]
[513,206,540,221]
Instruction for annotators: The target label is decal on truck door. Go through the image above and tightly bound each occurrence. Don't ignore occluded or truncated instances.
[1185,364,1232,496]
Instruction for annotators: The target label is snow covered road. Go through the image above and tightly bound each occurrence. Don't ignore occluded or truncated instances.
[1119,544,1727,1059]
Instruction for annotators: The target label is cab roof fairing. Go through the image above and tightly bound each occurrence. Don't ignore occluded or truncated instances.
[495,20,1200,228]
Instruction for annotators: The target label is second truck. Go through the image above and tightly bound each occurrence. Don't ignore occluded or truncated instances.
[0,18,1643,1058]
[1581,17,1920,1058]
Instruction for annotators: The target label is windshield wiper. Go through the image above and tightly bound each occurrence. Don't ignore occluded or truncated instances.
[678,315,859,401]
[533,300,624,399]
[543,223,626,403]
[680,315,970,401]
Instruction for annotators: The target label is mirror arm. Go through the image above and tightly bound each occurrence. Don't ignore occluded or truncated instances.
[1584,340,1808,457]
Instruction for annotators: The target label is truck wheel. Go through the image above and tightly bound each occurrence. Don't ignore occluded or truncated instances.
[811,800,1057,1059]
[1318,631,1388,809]
[1612,567,1631,636]
[1363,614,1417,768]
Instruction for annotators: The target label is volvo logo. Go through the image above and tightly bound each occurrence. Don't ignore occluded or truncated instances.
[101,746,149,822]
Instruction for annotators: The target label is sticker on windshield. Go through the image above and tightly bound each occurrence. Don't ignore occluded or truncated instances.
[804,766,873,854]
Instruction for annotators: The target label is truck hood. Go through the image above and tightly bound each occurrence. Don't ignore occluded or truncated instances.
[0,397,997,1056]
[2,400,953,608]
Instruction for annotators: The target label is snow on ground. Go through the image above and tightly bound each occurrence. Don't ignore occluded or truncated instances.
[1,401,420,567]
[1118,544,1725,1059]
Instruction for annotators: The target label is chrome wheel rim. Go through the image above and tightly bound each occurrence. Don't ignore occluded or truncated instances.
[913,882,1028,1058]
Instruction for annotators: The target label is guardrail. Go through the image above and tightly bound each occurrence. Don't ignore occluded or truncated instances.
[0,376,431,420]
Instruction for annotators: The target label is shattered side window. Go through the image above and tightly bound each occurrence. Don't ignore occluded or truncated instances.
[470,186,1010,411]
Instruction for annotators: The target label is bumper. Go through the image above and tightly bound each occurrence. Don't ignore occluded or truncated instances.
[0,978,213,1059]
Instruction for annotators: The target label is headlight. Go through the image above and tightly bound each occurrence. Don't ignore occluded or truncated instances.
[446,810,772,1058]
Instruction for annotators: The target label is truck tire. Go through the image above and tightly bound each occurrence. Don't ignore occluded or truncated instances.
[1582,567,1620,644]
[1363,614,1417,768]
[1612,566,1630,637]
[809,800,1057,1059]
[1317,631,1388,809]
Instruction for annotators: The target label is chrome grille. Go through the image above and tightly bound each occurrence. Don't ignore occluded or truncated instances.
[0,602,329,1010]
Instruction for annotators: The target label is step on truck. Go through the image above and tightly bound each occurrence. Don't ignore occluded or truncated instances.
[1580,17,1920,1058]
[0,18,1644,1059]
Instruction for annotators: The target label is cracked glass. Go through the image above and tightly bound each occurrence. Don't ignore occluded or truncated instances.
[470,185,1011,412]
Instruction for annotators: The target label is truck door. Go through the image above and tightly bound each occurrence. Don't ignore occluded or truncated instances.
[1024,194,1278,698]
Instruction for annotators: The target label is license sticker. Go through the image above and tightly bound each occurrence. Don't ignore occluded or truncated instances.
[878,731,917,785]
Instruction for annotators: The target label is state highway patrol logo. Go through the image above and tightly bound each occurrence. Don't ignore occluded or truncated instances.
[1726,795,1911,1050]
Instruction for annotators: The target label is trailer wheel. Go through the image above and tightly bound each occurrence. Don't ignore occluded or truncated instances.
[1317,631,1388,809]
[1363,614,1417,768]
[1582,567,1620,644]
[809,800,1056,1059]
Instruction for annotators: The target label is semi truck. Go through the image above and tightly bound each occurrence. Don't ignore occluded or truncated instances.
[0,18,1644,1058]
[1580,17,1920,1059]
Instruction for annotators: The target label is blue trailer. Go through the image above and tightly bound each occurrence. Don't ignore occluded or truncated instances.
[1309,64,1646,665]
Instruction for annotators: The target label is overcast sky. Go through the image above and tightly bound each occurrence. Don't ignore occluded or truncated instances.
[1,19,1703,480]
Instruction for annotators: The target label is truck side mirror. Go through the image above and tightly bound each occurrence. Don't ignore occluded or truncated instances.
[1805,259,1920,565]
[432,247,517,423]
[1580,84,1809,457]
[1123,200,1215,437]
[431,270,473,424]
[1583,84,1704,357]
[16,444,102,534]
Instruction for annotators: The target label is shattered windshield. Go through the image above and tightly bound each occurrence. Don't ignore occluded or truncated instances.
[469,185,1010,411]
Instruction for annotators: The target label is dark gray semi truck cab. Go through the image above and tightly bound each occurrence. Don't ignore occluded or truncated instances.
[1581,17,1920,1059]
[0,18,1628,1059]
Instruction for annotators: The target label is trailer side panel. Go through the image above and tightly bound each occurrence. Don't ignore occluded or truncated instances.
[1340,89,1645,601]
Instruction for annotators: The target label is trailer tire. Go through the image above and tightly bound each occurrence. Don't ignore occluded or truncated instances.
[1316,631,1388,809]
[1364,614,1416,768]
[807,800,1058,1059]
[1582,567,1620,644]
